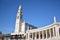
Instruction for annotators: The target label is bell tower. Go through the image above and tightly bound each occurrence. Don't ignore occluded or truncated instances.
[15,5,22,33]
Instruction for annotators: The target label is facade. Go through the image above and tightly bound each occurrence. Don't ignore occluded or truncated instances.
[0,5,60,40]
[11,5,37,35]
[26,22,60,40]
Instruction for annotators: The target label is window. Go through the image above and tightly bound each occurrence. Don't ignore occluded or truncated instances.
[33,33,35,39]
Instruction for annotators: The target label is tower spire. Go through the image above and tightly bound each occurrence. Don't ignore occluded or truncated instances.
[54,16,57,23]
[18,5,22,13]
[15,5,22,33]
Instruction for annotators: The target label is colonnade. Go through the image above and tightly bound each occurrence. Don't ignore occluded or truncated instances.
[1,26,60,40]
[26,27,56,40]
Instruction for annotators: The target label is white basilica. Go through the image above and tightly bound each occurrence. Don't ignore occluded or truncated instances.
[11,5,60,40]
[0,5,60,40]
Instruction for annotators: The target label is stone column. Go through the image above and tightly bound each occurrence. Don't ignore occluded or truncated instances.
[55,25,59,40]
[46,30,47,39]
[58,27,60,37]
[26,33,28,40]
[39,32,40,40]
[26,34,27,40]
[35,32,37,40]
[53,27,54,37]
[49,29,51,38]
[42,31,44,39]
[28,33,30,40]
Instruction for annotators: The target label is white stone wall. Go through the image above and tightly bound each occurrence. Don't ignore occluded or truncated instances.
[21,22,26,33]
[26,23,60,40]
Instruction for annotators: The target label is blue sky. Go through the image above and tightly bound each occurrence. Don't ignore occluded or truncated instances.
[0,0,60,34]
